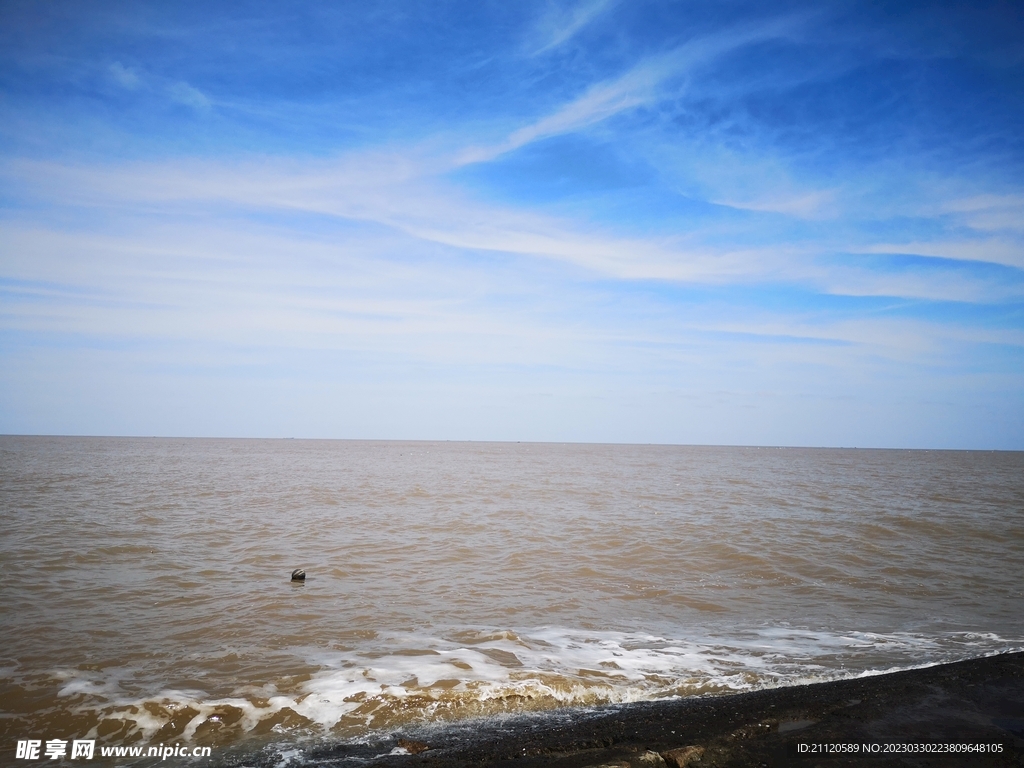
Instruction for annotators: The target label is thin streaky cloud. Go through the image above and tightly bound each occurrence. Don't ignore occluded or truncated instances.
[941,194,1024,214]
[460,15,807,165]
[531,0,617,55]
[7,216,1015,369]
[108,62,141,90]
[0,159,752,283]
[2,157,830,286]
[167,81,211,110]
[6,157,1021,307]
[712,189,837,219]
[860,240,1024,271]
[939,194,1024,232]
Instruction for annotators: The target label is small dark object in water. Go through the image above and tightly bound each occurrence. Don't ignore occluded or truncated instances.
[291,569,305,581]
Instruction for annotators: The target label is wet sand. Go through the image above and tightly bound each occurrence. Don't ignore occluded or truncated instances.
[299,651,1024,767]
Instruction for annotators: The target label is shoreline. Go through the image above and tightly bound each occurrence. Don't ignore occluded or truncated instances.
[293,651,1024,767]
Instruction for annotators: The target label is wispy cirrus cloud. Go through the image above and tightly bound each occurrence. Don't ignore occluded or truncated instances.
[108,62,141,90]
[167,81,211,110]
[5,214,1017,368]
[529,0,617,55]
[712,189,837,219]
[461,16,806,165]
[6,151,1022,308]
[2,155,763,283]
[940,194,1024,232]
[860,239,1024,270]
[104,61,211,110]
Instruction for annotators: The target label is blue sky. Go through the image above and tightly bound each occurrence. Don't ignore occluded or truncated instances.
[1,0,1022,447]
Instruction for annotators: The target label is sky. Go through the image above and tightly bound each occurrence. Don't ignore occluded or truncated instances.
[1,0,1022,448]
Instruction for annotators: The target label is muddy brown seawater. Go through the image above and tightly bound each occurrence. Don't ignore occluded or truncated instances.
[1,437,1022,765]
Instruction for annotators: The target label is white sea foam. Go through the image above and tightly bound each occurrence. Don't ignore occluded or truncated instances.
[44,625,1021,746]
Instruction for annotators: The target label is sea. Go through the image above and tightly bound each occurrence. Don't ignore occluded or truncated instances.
[1,437,1022,765]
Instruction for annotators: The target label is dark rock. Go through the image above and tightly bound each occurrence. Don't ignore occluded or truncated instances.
[661,745,704,767]
[396,738,430,754]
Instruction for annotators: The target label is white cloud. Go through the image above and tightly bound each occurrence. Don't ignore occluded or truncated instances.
[817,265,1024,303]
[7,217,1015,376]
[167,81,211,110]
[940,194,1024,232]
[1,156,808,285]
[713,189,836,218]
[460,16,805,164]
[7,152,1022,306]
[108,62,141,90]
[530,0,616,55]
[105,65,214,111]
[860,239,1024,270]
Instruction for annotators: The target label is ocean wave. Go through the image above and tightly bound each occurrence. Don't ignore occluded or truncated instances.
[11,626,1019,751]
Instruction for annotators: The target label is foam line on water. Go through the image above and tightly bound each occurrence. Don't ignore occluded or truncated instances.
[34,626,1024,746]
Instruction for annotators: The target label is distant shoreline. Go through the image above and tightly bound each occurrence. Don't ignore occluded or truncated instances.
[3,434,1023,452]
[296,651,1024,767]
